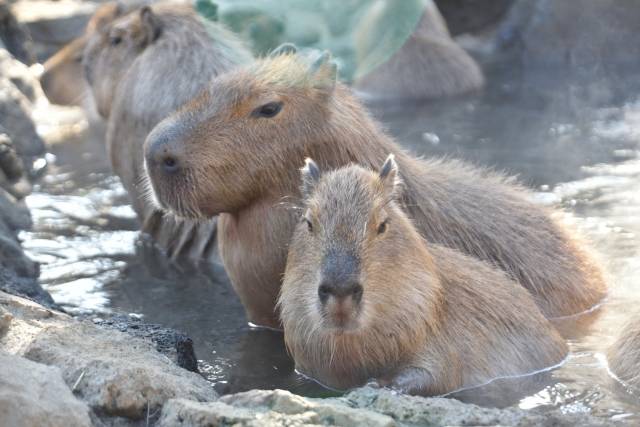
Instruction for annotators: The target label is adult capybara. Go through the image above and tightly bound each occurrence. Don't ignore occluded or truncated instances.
[40,1,128,106]
[144,49,605,327]
[83,2,252,260]
[608,316,640,390]
[279,157,568,394]
[353,0,484,100]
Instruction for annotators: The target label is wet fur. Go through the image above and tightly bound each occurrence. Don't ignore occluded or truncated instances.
[279,162,568,394]
[608,316,640,389]
[145,53,606,326]
[82,2,252,261]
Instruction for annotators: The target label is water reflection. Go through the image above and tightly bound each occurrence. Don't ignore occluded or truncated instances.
[19,82,640,421]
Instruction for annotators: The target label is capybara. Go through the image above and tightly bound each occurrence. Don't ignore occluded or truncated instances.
[279,156,568,394]
[40,1,128,106]
[353,0,484,100]
[608,316,640,390]
[144,49,605,327]
[82,2,252,261]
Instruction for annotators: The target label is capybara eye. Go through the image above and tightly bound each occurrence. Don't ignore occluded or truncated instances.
[377,219,389,235]
[110,35,122,46]
[252,101,283,118]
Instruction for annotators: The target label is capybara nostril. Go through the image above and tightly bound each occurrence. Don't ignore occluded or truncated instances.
[318,280,363,303]
[145,127,184,175]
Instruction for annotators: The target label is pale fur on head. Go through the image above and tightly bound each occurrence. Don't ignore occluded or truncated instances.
[279,156,441,387]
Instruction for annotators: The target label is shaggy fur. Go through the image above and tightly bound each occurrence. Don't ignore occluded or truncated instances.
[608,316,640,389]
[81,2,252,261]
[279,159,568,394]
[144,52,606,327]
[353,0,484,100]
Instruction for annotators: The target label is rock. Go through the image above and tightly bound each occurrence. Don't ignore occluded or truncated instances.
[0,48,42,102]
[341,387,612,427]
[23,321,217,419]
[93,314,200,373]
[0,76,46,170]
[159,390,396,427]
[0,352,93,427]
[159,387,615,427]
[10,0,99,60]
[0,0,35,64]
[0,291,217,421]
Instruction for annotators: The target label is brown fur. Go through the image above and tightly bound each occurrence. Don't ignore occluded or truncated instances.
[144,52,606,327]
[40,1,128,106]
[608,316,640,389]
[279,158,568,394]
[353,1,484,100]
[82,2,252,261]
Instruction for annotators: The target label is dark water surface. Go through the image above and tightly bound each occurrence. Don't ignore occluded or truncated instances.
[20,77,640,421]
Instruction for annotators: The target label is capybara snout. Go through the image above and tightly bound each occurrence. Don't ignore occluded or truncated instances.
[145,121,186,176]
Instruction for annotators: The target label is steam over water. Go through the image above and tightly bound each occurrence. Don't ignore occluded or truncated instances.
[20,78,640,420]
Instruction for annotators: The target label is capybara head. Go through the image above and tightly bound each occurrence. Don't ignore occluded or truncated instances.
[278,156,441,386]
[83,5,162,117]
[144,46,341,218]
[40,1,124,106]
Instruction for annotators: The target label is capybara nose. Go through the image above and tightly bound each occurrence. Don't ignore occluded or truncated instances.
[145,129,183,175]
[318,280,363,304]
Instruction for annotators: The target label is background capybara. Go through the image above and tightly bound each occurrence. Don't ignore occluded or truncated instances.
[144,50,606,327]
[40,1,128,106]
[83,2,252,261]
[608,316,640,390]
[279,157,568,394]
[353,0,484,100]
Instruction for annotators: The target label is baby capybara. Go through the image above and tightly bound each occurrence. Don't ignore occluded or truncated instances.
[608,316,640,390]
[279,157,568,394]
[82,2,252,261]
[144,49,605,327]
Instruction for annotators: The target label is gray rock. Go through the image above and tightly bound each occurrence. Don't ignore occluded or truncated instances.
[22,320,217,419]
[0,76,46,168]
[159,387,616,427]
[0,352,92,427]
[10,0,98,60]
[1,291,218,423]
[0,48,41,102]
[0,0,35,64]
[92,313,200,373]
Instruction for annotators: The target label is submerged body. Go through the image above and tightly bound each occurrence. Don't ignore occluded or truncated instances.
[82,2,252,261]
[608,316,640,389]
[144,51,605,327]
[279,158,568,394]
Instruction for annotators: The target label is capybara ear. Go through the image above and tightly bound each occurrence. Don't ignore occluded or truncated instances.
[195,0,218,22]
[301,158,321,199]
[309,51,337,93]
[139,6,162,45]
[379,154,400,199]
[270,43,297,57]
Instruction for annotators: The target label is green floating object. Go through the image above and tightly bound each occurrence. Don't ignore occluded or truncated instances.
[195,0,218,22]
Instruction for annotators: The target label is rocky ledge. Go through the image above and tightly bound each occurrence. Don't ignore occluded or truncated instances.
[1,291,617,426]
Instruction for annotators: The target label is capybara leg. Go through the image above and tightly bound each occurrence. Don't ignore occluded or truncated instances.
[379,367,438,395]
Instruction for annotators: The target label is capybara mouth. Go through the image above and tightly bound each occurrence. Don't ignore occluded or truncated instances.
[143,168,205,220]
[322,306,361,332]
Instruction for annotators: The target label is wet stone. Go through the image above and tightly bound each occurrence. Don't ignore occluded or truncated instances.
[91,314,200,373]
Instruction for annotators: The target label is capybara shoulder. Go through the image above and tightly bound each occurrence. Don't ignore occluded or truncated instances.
[279,157,567,394]
[608,316,640,390]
